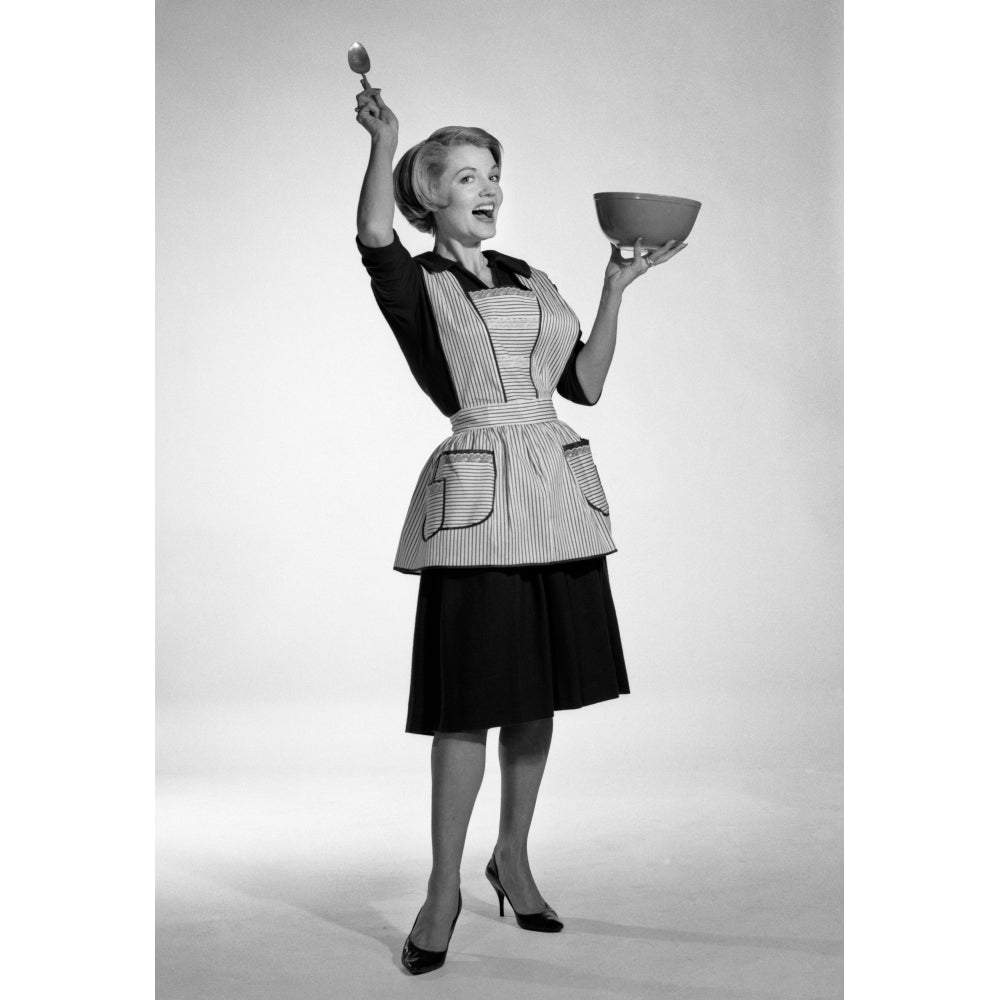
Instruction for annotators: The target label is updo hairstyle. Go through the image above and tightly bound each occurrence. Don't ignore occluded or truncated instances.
[393,126,503,235]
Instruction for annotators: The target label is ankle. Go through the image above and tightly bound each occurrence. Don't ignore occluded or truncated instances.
[494,842,529,865]
[427,869,462,895]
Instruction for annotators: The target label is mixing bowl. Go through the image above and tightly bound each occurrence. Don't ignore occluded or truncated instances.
[594,192,702,250]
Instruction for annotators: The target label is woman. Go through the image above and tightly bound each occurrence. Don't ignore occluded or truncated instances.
[353,86,685,975]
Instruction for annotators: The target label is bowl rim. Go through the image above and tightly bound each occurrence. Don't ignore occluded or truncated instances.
[593,192,701,209]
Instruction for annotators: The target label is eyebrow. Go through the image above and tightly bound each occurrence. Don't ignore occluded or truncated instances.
[451,164,500,178]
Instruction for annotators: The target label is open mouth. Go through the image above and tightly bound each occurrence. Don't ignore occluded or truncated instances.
[472,202,496,222]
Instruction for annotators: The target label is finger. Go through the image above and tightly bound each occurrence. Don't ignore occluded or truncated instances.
[661,243,688,263]
[639,239,658,271]
[632,236,644,263]
[650,241,685,265]
[610,243,625,264]
[355,90,382,109]
[642,242,669,271]
[649,240,676,262]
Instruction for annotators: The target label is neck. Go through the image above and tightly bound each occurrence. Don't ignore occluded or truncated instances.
[433,235,486,275]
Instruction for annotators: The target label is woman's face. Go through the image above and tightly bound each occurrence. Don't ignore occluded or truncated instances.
[432,144,503,244]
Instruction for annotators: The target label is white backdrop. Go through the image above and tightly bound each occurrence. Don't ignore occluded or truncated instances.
[156,0,842,772]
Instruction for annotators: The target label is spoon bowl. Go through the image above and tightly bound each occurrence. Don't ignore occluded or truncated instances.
[348,42,372,90]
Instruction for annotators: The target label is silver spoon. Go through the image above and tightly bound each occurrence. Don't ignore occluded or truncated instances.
[348,41,373,90]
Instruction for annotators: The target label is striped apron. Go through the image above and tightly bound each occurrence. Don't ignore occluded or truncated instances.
[393,264,617,573]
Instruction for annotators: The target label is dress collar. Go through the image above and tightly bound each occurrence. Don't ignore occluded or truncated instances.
[415,248,532,278]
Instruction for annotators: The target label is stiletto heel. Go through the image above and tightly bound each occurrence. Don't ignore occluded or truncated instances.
[485,852,563,932]
[401,890,462,975]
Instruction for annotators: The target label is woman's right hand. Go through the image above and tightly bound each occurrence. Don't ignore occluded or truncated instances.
[355,88,398,148]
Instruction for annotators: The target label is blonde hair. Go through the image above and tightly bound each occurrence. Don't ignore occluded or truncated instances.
[393,126,503,235]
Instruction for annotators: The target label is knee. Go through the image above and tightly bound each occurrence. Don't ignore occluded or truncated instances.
[499,716,553,745]
[433,728,488,746]
[503,716,552,733]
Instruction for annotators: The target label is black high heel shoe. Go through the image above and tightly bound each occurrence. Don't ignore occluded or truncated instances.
[400,891,462,976]
[485,853,563,932]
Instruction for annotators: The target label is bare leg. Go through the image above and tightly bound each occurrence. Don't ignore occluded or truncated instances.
[493,716,553,912]
[408,728,487,950]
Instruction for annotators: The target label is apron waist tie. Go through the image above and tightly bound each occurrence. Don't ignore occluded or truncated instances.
[450,398,557,433]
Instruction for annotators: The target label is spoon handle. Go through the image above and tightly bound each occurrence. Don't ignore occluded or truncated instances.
[361,72,372,90]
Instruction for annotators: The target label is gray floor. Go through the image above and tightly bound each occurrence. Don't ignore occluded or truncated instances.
[157,702,842,1000]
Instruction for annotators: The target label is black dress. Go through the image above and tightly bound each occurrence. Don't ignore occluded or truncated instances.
[358,233,630,735]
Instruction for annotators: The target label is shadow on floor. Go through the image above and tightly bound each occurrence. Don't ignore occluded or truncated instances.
[171,854,843,964]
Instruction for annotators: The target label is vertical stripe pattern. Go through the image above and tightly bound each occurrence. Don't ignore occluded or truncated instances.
[468,287,540,400]
[424,272,507,405]
[394,266,616,573]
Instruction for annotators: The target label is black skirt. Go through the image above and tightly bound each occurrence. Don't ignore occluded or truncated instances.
[406,556,629,735]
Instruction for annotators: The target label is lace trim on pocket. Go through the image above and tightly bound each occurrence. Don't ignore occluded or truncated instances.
[563,439,610,516]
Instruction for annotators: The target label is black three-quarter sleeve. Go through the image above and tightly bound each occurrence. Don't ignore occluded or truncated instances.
[356,231,461,416]
[556,334,601,405]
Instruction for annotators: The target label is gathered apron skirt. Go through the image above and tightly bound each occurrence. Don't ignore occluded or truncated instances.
[406,554,630,735]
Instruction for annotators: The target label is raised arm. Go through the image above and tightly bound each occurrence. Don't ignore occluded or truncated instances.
[575,237,687,402]
[355,88,399,248]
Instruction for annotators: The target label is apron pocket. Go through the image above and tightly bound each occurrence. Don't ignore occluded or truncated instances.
[563,439,610,516]
[422,479,445,540]
[422,449,496,540]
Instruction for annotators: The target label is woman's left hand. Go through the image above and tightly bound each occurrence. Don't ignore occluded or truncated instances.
[604,237,687,293]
